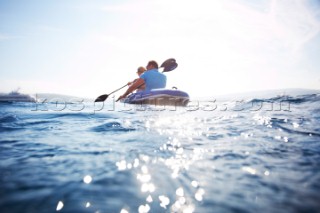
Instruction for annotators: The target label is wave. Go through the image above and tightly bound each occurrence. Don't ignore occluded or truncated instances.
[91,121,135,133]
[270,117,320,137]
[28,112,116,120]
[0,114,19,123]
[248,93,320,104]
[0,102,36,108]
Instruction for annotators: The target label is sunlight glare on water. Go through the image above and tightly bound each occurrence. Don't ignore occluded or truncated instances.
[83,175,92,184]
[1,92,320,212]
[56,201,64,211]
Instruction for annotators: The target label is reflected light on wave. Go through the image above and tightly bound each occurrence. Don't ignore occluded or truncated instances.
[120,209,129,213]
[159,195,170,209]
[83,175,92,184]
[56,201,64,211]
[138,204,150,213]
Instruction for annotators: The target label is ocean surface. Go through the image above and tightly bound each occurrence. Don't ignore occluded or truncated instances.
[1,91,320,213]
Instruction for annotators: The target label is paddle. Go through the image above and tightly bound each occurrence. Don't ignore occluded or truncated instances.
[94,58,178,102]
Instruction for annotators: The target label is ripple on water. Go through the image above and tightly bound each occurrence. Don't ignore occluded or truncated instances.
[91,121,135,132]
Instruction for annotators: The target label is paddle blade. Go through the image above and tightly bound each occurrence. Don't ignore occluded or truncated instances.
[163,62,178,72]
[94,94,109,102]
[160,58,177,72]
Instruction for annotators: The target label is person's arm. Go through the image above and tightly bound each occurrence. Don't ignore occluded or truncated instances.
[116,78,145,101]
[127,78,138,86]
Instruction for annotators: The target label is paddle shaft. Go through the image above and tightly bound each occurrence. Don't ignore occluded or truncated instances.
[109,84,128,96]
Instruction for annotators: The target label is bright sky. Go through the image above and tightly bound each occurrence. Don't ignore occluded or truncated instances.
[1,0,320,98]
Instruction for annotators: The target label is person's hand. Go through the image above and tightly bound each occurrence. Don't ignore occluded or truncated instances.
[116,95,125,102]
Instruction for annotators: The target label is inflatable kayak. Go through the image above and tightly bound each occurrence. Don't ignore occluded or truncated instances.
[122,89,189,106]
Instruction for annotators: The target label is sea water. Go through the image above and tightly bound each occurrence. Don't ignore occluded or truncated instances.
[0,92,320,213]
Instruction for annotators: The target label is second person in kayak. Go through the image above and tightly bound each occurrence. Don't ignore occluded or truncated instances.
[117,60,167,101]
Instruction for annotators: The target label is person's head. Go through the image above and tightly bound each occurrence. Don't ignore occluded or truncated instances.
[146,60,159,70]
[136,66,146,76]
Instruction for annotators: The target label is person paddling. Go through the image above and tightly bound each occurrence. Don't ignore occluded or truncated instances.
[116,60,167,101]
[127,66,146,92]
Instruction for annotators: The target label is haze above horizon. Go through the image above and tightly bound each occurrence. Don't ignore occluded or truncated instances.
[1,0,320,98]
